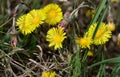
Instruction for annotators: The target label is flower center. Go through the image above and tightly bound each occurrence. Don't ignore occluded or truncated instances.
[49,10,57,18]
[80,38,87,45]
[53,35,62,43]
[22,23,28,29]
[96,29,103,38]
[32,17,40,24]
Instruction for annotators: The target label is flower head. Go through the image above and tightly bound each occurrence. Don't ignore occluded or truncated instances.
[16,9,46,35]
[85,9,95,18]
[106,23,115,31]
[111,0,119,2]
[87,23,112,45]
[28,9,46,28]
[46,26,66,50]
[16,14,36,35]
[87,51,94,57]
[43,4,63,25]
[75,36,92,49]
[42,71,56,77]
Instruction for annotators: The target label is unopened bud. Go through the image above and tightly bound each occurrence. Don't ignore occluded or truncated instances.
[10,34,18,48]
[107,22,115,31]
[58,19,69,29]
[117,33,120,46]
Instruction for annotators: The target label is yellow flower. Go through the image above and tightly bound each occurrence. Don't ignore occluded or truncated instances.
[16,14,36,35]
[16,9,46,35]
[111,0,119,2]
[106,23,115,31]
[46,26,66,50]
[75,36,92,49]
[42,71,56,77]
[87,51,94,57]
[28,9,46,28]
[43,4,63,25]
[87,23,112,45]
[85,9,95,18]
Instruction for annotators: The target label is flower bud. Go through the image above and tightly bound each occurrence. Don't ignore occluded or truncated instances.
[10,34,18,48]
[107,23,115,31]
[117,33,120,45]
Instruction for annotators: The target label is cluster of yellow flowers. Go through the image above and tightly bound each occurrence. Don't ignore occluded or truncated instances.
[16,4,63,35]
[16,3,66,50]
[16,3,114,50]
[75,22,112,49]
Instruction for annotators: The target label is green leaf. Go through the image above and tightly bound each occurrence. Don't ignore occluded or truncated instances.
[92,1,109,39]
[111,64,120,77]
[90,0,107,25]
[88,57,120,69]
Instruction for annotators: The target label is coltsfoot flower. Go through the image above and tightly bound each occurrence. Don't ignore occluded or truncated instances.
[28,9,46,28]
[111,0,119,2]
[106,23,115,32]
[43,4,63,25]
[16,14,36,35]
[16,9,46,35]
[85,9,95,18]
[42,71,56,77]
[86,23,112,45]
[75,36,92,49]
[87,51,94,57]
[46,26,66,50]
